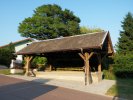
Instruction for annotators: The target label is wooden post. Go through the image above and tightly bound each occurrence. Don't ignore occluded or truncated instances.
[24,56,34,76]
[97,54,102,82]
[49,65,52,71]
[79,52,94,85]
[84,53,90,84]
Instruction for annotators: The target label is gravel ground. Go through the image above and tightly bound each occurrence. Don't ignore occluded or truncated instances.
[7,75,116,96]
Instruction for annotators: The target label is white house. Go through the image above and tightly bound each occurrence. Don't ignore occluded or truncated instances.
[0,38,34,63]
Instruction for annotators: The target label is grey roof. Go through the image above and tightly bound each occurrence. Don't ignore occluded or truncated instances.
[16,31,113,55]
[0,38,33,48]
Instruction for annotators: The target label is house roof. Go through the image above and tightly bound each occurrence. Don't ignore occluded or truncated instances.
[16,31,114,55]
[0,38,33,48]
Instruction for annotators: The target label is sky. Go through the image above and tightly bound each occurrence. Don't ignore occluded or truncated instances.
[0,0,133,47]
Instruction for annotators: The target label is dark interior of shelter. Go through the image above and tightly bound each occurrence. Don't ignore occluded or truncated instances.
[44,51,107,72]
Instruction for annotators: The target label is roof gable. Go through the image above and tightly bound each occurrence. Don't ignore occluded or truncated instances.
[99,31,114,55]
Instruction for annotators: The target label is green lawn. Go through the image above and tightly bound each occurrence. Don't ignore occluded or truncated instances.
[0,69,10,75]
[106,79,133,100]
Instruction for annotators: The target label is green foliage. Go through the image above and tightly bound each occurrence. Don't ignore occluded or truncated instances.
[101,56,116,80]
[0,43,15,66]
[0,69,10,75]
[116,12,133,54]
[18,4,81,40]
[113,12,133,78]
[80,26,103,34]
[102,57,116,80]
[32,57,47,70]
[103,69,116,80]
[113,54,133,78]
[106,79,133,99]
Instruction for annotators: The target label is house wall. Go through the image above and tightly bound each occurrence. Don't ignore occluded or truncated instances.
[15,41,32,63]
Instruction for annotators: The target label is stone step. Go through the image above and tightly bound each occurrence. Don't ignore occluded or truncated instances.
[35,71,84,81]
[35,71,102,83]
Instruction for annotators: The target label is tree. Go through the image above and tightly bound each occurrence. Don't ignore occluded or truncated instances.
[80,26,103,34]
[0,43,15,66]
[116,12,133,54]
[18,4,81,40]
[113,12,133,78]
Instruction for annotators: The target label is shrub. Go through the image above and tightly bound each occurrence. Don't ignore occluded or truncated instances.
[113,53,133,78]
[31,57,47,71]
[0,44,15,67]
[103,69,116,80]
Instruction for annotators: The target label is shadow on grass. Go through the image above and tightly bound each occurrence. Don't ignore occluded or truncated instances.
[115,78,133,100]
[106,77,133,100]
[0,76,58,100]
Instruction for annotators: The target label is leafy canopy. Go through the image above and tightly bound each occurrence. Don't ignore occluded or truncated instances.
[18,4,81,40]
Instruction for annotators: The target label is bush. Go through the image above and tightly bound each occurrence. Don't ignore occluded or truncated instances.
[103,65,116,80]
[0,44,15,67]
[31,57,47,71]
[113,54,133,78]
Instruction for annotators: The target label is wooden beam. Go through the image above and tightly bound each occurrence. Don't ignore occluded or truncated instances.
[24,55,35,76]
[84,52,89,60]
[88,52,94,60]
[97,54,102,82]
[49,65,52,71]
[84,64,87,85]
[78,53,85,60]
[78,52,94,85]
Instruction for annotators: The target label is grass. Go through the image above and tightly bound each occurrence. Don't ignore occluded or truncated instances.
[0,69,24,75]
[106,78,133,100]
[103,70,116,80]
[0,69,10,75]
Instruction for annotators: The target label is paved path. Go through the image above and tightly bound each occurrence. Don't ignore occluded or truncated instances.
[0,65,8,69]
[7,74,116,95]
[0,75,113,100]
